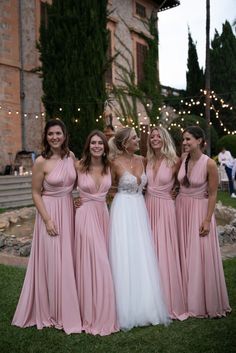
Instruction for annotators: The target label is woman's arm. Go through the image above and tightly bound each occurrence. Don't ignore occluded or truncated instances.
[199,158,218,236]
[171,157,181,198]
[32,157,58,236]
[108,160,118,198]
[73,160,81,207]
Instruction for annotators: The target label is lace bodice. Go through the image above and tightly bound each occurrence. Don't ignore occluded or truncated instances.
[117,171,147,194]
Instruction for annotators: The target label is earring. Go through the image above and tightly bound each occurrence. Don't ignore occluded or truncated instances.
[103,152,106,157]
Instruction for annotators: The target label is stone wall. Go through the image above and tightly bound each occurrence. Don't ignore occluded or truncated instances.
[0,207,35,257]
[1,203,236,257]
[107,0,160,126]
[0,0,44,173]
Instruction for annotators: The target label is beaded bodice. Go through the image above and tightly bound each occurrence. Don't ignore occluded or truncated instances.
[117,171,147,194]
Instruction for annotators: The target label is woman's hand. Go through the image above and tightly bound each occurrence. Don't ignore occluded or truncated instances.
[199,219,211,237]
[45,219,58,236]
[170,186,179,200]
[74,197,82,208]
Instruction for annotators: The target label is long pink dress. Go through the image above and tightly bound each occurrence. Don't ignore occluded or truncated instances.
[145,160,188,320]
[176,154,231,317]
[12,157,82,334]
[75,170,119,336]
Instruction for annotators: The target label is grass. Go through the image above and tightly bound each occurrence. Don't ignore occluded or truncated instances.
[217,190,236,208]
[0,260,235,353]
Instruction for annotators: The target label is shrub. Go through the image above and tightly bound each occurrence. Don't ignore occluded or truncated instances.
[217,135,236,157]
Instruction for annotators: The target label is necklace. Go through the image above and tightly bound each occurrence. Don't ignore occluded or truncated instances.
[124,154,135,169]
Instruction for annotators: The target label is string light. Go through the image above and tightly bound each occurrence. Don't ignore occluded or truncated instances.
[0,88,235,135]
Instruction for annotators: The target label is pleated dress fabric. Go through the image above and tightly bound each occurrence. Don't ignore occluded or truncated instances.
[109,170,170,331]
[176,154,231,318]
[74,170,119,336]
[12,157,82,334]
[145,160,188,320]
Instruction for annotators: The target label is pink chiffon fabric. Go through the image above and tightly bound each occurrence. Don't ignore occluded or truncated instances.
[12,156,82,334]
[145,160,188,320]
[75,170,119,336]
[176,153,231,317]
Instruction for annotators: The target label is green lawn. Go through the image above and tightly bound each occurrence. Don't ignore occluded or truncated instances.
[0,260,235,353]
[217,190,236,208]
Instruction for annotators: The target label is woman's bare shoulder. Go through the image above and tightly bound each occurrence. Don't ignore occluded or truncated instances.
[207,157,217,171]
[69,151,76,160]
[75,159,83,171]
[33,155,46,168]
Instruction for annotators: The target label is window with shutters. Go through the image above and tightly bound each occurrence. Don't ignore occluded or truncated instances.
[135,2,146,18]
[105,30,113,85]
[136,42,148,84]
[40,1,48,27]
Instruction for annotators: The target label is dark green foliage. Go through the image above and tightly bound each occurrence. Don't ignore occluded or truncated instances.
[139,12,162,124]
[37,0,108,157]
[210,21,236,135]
[217,135,236,157]
[186,29,204,97]
[111,13,162,126]
[169,115,218,156]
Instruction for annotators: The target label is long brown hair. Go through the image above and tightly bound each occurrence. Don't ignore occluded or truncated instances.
[80,130,109,174]
[41,119,70,159]
[182,126,206,187]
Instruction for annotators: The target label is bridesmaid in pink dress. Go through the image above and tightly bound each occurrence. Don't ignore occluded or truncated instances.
[12,119,82,334]
[145,127,188,320]
[176,126,231,318]
[74,130,119,336]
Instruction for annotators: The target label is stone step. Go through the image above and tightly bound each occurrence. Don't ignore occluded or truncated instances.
[0,191,32,200]
[0,176,32,209]
[0,183,32,192]
[0,192,32,202]
[0,188,32,196]
[0,176,32,185]
[0,176,78,209]
[0,199,33,209]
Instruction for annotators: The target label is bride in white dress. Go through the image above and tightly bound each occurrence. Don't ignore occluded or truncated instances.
[108,127,170,330]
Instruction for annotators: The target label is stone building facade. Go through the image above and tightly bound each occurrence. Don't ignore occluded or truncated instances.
[0,0,179,172]
[0,0,49,173]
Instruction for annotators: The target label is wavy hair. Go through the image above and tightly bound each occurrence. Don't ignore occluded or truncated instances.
[181,126,206,187]
[80,130,109,174]
[147,126,177,166]
[41,119,70,159]
[108,127,133,160]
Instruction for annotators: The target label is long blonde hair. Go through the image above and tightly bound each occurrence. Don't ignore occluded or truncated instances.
[108,127,133,160]
[147,126,177,166]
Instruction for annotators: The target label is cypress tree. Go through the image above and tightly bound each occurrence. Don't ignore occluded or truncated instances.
[186,29,204,97]
[210,21,236,134]
[37,0,108,157]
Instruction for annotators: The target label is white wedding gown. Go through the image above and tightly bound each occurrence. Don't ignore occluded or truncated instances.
[109,170,170,330]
